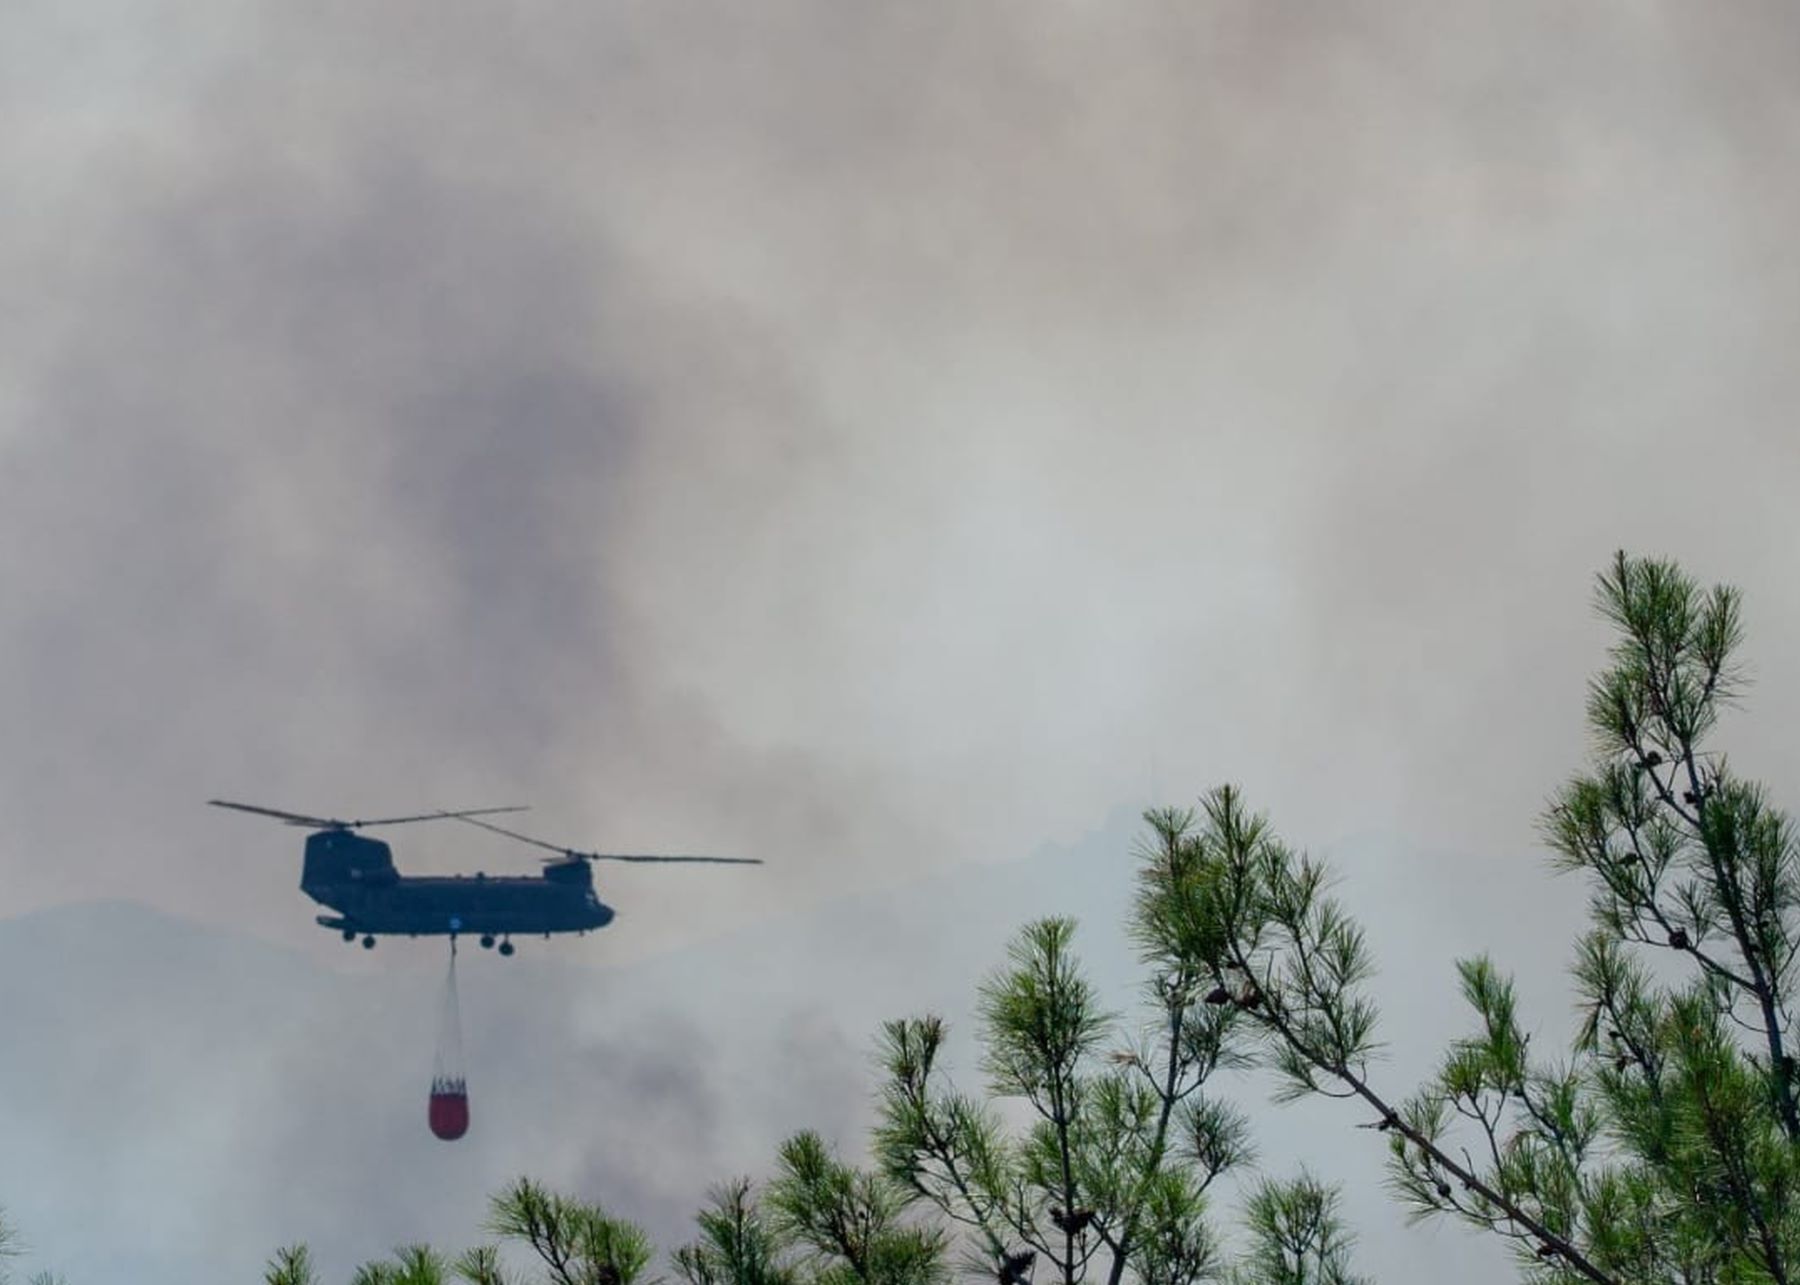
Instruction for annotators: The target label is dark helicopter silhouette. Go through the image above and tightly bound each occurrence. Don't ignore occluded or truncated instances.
[210,800,760,955]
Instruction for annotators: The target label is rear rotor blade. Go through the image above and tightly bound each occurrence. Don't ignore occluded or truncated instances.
[577,853,763,865]
[453,814,760,865]
[353,807,528,828]
[454,812,576,856]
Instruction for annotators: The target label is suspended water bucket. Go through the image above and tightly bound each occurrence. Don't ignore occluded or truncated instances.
[428,947,469,1141]
[429,1075,470,1140]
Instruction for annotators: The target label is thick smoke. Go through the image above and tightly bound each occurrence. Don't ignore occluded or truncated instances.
[4,3,1800,1282]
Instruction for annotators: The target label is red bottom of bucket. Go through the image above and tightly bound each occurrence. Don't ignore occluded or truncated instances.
[429,1089,470,1140]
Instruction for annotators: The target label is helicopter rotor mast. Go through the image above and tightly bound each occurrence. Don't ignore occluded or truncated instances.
[452,813,762,866]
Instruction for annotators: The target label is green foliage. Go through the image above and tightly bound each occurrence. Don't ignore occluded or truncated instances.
[267,1245,319,1285]
[766,1131,947,1285]
[1121,1167,1220,1285]
[487,1178,655,1285]
[453,1246,512,1285]
[875,863,1279,1285]
[1230,1176,1365,1285]
[351,1246,451,1285]
[673,1178,797,1285]
[1128,553,1800,1285]
[326,1179,656,1285]
[978,919,1111,1107]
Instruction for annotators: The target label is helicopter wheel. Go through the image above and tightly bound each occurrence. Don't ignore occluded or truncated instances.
[361,934,376,949]
[342,929,356,943]
[480,934,496,950]
[498,940,515,957]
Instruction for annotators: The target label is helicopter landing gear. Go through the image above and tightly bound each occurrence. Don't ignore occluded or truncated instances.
[498,939,515,957]
[361,934,376,949]
[479,934,496,950]
[342,928,356,943]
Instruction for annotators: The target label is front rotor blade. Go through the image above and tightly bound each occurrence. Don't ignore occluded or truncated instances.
[209,800,527,830]
[208,800,342,828]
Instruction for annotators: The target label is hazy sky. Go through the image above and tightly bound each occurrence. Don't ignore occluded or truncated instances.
[5,1,1800,1280]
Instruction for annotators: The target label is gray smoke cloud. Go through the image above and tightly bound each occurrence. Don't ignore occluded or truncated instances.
[5,1,1800,1280]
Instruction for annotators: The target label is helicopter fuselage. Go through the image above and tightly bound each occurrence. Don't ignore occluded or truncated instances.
[301,828,614,941]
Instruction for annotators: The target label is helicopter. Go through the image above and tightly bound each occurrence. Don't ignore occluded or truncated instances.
[209,800,761,955]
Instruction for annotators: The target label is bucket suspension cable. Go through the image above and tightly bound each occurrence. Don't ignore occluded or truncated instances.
[428,945,469,1140]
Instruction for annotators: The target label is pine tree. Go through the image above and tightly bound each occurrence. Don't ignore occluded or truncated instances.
[1146,553,1800,1283]
[872,909,1357,1285]
[672,1178,799,1285]
[266,1245,320,1285]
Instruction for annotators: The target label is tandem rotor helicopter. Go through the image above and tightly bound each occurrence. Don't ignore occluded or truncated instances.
[210,800,761,956]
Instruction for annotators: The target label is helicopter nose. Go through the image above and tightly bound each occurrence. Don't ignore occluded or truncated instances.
[592,902,616,928]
